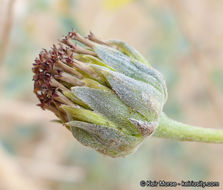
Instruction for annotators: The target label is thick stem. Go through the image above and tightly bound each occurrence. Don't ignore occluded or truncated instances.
[153,113,223,143]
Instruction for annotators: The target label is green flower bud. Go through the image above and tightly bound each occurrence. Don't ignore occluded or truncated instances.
[33,30,167,157]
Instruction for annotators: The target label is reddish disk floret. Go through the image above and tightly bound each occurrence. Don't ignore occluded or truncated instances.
[32,44,73,109]
[33,30,96,110]
[33,49,58,109]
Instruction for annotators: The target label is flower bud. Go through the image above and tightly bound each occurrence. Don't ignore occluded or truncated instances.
[33,30,167,157]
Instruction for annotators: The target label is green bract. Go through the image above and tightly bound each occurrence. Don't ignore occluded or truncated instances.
[33,30,167,157]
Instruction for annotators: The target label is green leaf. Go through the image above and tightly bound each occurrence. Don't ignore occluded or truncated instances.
[94,44,167,97]
[100,69,164,120]
[61,105,116,128]
[71,86,144,135]
[108,40,150,66]
[69,121,143,157]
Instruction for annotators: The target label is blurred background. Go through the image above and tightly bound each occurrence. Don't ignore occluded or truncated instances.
[0,0,223,189]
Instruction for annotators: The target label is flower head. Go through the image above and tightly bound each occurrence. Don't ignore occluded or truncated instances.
[33,30,167,157]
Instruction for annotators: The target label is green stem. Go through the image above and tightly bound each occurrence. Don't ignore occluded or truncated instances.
[153,113,223,143]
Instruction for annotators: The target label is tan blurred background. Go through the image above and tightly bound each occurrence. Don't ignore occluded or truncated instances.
[0,0,223,189]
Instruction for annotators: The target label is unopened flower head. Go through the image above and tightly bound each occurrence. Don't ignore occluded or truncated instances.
[33,30,167,157]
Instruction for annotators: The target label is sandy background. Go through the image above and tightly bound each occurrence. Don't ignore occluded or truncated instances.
[0,0,223,189]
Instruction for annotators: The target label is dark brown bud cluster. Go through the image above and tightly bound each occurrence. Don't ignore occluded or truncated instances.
[33,48,61,109]
[33,30,95,114]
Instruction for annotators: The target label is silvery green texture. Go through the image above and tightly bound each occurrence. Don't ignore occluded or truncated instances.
[65,42,167,157]
[33,31,223,158]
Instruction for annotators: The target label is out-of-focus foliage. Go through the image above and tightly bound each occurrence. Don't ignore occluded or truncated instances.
[0,0,223,190]
[103,0,134,10]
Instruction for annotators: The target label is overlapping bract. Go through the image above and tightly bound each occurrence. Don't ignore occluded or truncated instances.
[33,30,167,157]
